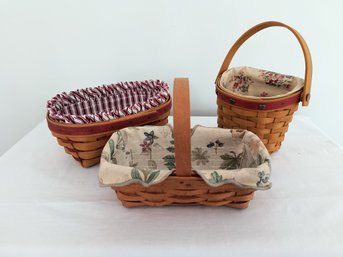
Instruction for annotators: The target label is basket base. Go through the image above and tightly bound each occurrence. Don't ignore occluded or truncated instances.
[112,175,255,209]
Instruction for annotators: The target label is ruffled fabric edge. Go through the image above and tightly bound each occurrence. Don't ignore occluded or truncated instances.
[47,80,169,124]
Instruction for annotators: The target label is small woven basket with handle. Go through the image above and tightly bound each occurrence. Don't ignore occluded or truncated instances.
[100,78,271,208]
[216,21,313,153]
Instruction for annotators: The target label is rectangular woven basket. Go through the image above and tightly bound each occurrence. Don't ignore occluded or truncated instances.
[47,81,171,168]
[215,21,313,153]
[107,78,270,209]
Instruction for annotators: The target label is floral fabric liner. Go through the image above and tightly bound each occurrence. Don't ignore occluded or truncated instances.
[220,66,304,99]
[47,80,170,124]
[99,125,271,190]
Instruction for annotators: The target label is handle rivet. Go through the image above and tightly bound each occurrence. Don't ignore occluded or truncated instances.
[258,104,266,110]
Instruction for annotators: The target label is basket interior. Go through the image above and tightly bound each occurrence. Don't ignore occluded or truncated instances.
[47,80,169,124]
[99,125,271,190]
[220,66,304,99]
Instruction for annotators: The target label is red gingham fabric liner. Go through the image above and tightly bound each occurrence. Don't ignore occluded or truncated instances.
[47,80,170,124]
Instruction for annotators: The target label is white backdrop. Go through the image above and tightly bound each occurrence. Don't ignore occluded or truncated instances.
[1,0,342,156]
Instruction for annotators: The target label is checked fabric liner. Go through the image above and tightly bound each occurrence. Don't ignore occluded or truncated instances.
[47,80,169,124]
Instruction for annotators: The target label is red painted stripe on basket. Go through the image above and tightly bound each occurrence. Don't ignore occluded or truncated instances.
[216,89,300,110]
[47,99,171,136]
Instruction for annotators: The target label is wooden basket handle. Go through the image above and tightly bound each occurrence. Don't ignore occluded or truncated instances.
[173,78,192,177]
[215,21,313,106]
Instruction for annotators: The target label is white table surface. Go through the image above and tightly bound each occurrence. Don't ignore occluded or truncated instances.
[1,116,343,257]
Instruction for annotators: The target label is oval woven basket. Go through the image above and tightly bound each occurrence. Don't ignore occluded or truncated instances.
[99,78,272,208]
[215,21,313,153]
[47,81,171,168]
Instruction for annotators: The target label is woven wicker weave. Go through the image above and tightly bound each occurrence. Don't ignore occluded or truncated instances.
[215,21,312,153]
[114,176,254,208]
[47,98,171,168]
[112,78,255,208]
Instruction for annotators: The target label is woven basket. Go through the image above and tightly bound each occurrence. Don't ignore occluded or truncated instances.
[102,78,272,209]
[47,81,171,168]
[216,21,313,153]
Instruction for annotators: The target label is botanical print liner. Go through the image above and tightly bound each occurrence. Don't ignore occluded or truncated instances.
[99,125,271,190]
[220,66,304,99]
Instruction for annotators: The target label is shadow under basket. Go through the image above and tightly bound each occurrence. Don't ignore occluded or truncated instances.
[215,21,312,153]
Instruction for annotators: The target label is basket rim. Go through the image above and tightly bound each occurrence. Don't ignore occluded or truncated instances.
[216,84,301,110]
[112,173,257,190]
[47,96,171,136]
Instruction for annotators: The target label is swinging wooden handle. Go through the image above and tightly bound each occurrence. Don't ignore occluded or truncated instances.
[215,21,313,106]
[173,78,192,177]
